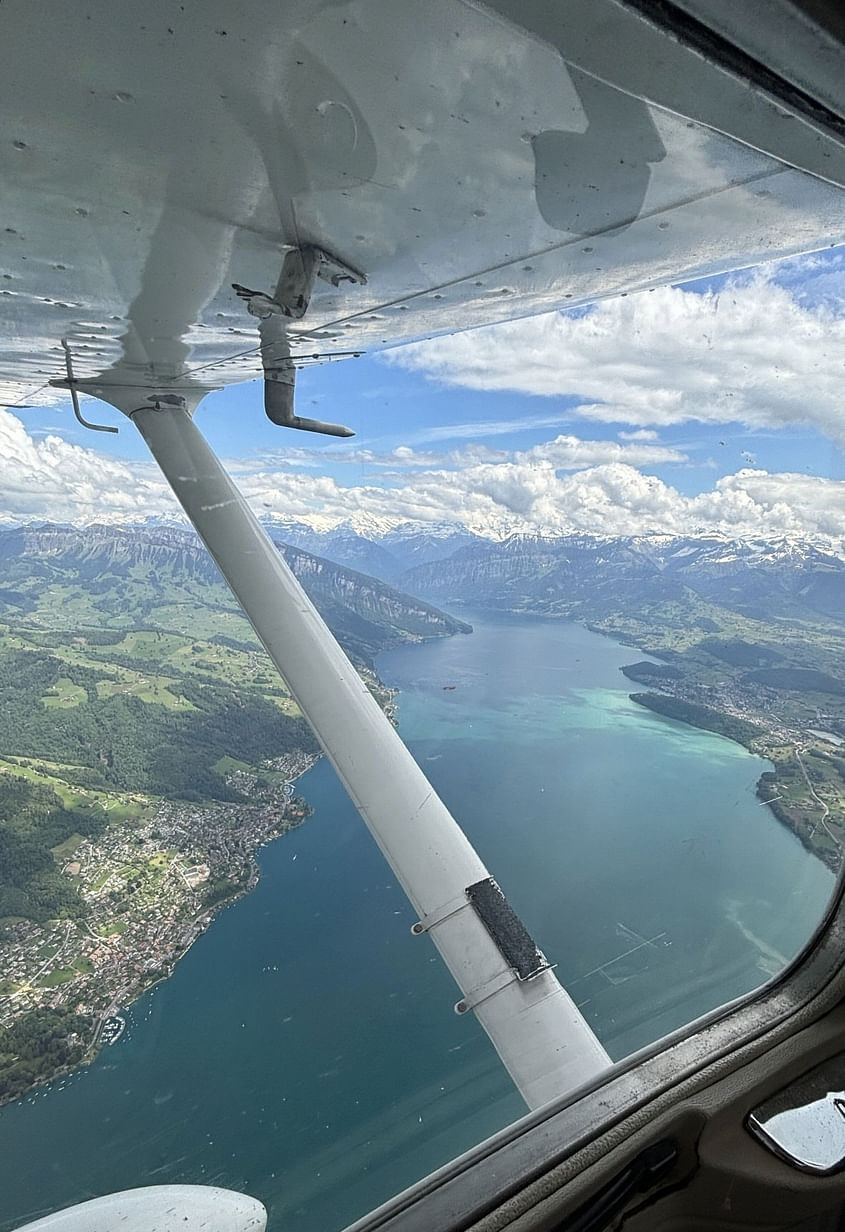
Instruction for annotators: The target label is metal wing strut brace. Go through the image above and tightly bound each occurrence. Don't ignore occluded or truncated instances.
[129,400,610,1110]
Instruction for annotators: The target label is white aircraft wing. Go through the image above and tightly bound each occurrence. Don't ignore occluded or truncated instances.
[2,0,844,410]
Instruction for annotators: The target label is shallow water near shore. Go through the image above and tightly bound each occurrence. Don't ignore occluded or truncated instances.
[0,614,834,1232]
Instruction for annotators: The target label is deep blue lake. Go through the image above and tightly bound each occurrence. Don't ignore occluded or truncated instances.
[0,615,834,1232]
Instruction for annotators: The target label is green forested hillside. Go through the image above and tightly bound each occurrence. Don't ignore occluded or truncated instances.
[629,692,764,746]
[0,525,467,927]
[0,525,471,662]
[0,647,317,801]
[0,778,102,923]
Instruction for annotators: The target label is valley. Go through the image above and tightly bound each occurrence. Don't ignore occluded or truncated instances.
[0,526,469,1104]
[3,519,845,1104]
[270,520,845,871]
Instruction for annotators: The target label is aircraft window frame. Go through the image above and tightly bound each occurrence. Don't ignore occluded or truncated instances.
[343,875,845,1232]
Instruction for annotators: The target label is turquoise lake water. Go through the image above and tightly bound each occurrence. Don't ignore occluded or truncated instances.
[0,615,835,1231]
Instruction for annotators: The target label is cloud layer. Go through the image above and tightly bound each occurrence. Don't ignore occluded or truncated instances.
[385,270,845,443]
[0,410,173,523]
[3,407,845,547]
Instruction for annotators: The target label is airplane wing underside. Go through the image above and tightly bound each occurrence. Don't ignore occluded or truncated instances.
[2,0,844,412]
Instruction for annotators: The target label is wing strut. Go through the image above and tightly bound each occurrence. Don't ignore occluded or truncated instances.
[128,403,609,1110]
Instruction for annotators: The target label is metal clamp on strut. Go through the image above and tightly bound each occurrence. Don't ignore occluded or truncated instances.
[233,245,365,436]
[411,893,473,936]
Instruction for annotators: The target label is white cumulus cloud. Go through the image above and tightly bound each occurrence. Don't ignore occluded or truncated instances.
[384,267,845,443]
[0,409,178,523]
[619,428,659,441]
[3,407,845,546]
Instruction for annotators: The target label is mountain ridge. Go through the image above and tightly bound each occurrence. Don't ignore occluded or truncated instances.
[5,520,845,628]
[393,532,845,624]
[0,524,472,666]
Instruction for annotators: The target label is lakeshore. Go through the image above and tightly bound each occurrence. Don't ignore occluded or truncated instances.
[0,752,316,1106]
[630,691,844,873]
[4,595,843,1110]
[0,614,834,1232]
[4,601,843,1109]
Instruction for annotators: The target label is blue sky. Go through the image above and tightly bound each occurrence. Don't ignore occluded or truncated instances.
[3,246,844,541]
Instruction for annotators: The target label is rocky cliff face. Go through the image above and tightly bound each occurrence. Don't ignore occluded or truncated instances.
[270,541,472,642]
[0,524,220,581]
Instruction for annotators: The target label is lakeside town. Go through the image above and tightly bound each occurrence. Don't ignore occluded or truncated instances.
[0,751,315,1098]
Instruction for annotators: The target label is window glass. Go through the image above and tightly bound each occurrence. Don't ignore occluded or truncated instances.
[0,250,842,1232]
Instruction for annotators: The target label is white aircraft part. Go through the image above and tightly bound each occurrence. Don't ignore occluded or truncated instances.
[13,1186,266,1232]
[132,404,610,1109]
[2,0,845,408]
